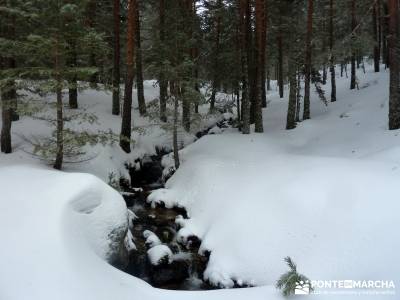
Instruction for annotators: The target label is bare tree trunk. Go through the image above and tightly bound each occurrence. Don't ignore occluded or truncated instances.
[350,0,357,90]
[210,0,222,111]
[388,0,400,129]
[159,0,167,122]
[68,41,78,109]
[260,0,268,108]
[120,0,136,153]
[373,0,380,72]
[329,0,336,102]
[295,70,301,123]
[54,34,64,170]
[172,83,180,169]
[303,0,313,120]
[112,0,121,115]
[254,0,264,132]
[286,58,297,130]
[277,15,284,98]
[1,79,12,153]
[240,0,250,134]
[136,2,146,116]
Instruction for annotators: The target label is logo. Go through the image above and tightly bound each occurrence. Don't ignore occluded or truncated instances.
[295,280,312,295]
[295,279,396,296]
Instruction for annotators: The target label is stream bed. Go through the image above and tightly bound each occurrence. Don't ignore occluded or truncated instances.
[119,119,233,290]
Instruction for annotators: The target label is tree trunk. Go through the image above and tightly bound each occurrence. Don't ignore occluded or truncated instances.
[136,3,146,116]
[240,0,250,134]
[373,0,380,72]
[260,0,268,108]
[1,79,12,153]
[286,58,297,130]
[329,0,336,102]
[303,0,313,120]
[159,0,167,122]
[112,0,121,115]
[54,35,64,170]
[350,0,357,90]
[277,15,284,98]
[85,0,98,87]
[120,0,136,153]
[254,0,264,132]
[210,0,222,112]
[295,70,301,122]
[388,0,400,129]
[68,42,78,109]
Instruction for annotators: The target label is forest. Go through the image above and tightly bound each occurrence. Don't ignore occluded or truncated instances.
[0,0,399,299]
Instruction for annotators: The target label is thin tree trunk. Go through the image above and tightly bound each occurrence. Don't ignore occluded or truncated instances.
[54,34,63,170]
[295,70,301,123]
[254,0,264,132]
[210,0,222,112]
[260,0,268,108]
[373,0,380,72]
[159,0,167,122]
[350,0,357,90]
[120,0,136,153]
[68,42,78,109]
[240,0,250,134]
[1,79,12,153]
[112,0,121,115]
[172,83,180,169]
[286,58,297,130]
[303,0,313,120]
[388,0,400,129]
[136,2,146,116]
[329,0,336,102]
[277,14,284,98]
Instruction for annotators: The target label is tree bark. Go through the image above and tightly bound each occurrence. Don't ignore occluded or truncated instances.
[350,0,357,90]
[120,0,136,153]
[54,34,64,170]
[388,0,400,129]
[159,0,167,122]
[277,14,284,98]
[373,0,380,72]
[303,0,313,120]
[112,0,121,115]
[210,0,222,112]
[286,58,297,130]
[329,0,336,102]
[254,0,264,132]
[136,2,146,116]
[240,0,250,134]
[1,79,12,153]
[68,41,78,109]
[260,0,268,108]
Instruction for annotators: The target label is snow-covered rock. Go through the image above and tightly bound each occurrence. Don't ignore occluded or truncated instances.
[147,244,173,266]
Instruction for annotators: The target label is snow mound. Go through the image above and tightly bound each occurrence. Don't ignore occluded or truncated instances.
[0,165,285,299]
[147,244,173,265]
[148,134,400,291]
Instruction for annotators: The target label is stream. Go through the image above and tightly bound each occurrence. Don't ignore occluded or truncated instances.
[119,118,232,290]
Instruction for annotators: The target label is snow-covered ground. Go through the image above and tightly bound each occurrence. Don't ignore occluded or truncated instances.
[1,63,399,299]
[151,64,399,295]
[0,81,225,182]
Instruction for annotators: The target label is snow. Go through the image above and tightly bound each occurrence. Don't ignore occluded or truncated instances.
[143,229,162,248]
[147,244,173,265]
[0,81,225,182]
[149,64,400,295]
[0,165,283,300]
[1,62,399,299]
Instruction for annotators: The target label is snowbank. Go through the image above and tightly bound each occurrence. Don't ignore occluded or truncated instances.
[0,165,283,300]
[149,66,400,296]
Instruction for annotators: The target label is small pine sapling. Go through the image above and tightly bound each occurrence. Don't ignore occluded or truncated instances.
[276,256,313,296]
